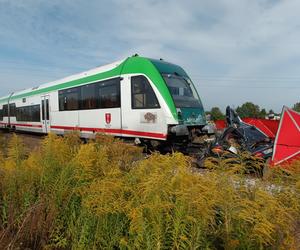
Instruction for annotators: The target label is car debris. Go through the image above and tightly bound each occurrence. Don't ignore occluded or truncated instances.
[172,106,274,171]
[210,106,274,161]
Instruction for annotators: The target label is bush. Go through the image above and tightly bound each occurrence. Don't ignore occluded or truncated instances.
[0,133,299,249]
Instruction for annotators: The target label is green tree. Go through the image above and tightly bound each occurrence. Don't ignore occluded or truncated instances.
[292,102,300,112]
[209,107,225,121]
[236,102,261,118]
[259,108,267,118]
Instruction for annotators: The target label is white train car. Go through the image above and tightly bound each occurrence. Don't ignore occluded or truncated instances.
[0,56,207,145]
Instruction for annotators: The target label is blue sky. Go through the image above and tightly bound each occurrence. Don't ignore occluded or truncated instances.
[0,0,299,112]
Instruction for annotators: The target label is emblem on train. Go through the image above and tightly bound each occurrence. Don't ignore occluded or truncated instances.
[143,112,157,123]
[105,113,111,124]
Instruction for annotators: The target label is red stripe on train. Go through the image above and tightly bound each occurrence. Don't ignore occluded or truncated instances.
[50,125,167,139]
[0,122,42,128]
[1,122,167,139]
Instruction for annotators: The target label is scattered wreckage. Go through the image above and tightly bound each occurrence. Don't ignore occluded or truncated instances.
[210,106,274,160]
[189,106,275,171]
[192,105,300,173]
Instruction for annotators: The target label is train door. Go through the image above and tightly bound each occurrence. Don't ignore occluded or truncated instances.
[41,95,50,133]
[120,75,165,140]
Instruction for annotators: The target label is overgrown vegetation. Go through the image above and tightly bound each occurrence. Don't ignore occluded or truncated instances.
[0,133,299,249]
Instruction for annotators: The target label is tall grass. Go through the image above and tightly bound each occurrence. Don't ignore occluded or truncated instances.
[0,133,299,249]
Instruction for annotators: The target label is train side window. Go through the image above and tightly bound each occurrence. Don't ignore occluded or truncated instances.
[33,105,41,122]
[0,109,3,120]
[9,103,16,116]
[3,104,8,117]
[98,78,120,108]
[42,100,45,120]
[131,76,160,109]
[59,87,80,111]
[41,100,49,120]
[16,107,22,121]
[16,105,40,122]
[81,84,97,109]
[45,99,49,120]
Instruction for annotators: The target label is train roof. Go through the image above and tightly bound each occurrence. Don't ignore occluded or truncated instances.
[0,56,187,110]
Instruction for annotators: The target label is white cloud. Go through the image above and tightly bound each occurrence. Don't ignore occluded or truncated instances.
[0,0,299,112]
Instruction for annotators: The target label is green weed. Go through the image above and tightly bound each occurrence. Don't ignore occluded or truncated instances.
[0,133,299,249]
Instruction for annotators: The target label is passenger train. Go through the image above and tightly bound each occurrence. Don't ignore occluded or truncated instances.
[0,55,207,147]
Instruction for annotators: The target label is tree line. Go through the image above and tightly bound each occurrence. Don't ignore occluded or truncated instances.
[207,102,300,121]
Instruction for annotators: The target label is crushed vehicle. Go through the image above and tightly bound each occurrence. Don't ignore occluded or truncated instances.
[210,106,274,161]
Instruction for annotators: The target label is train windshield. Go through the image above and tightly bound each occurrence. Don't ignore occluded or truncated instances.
[162,74,202,108]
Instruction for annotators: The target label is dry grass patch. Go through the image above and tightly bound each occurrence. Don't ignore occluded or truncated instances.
[0,133,298,249]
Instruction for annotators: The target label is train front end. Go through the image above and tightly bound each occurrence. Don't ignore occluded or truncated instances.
[150,59,208,144]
